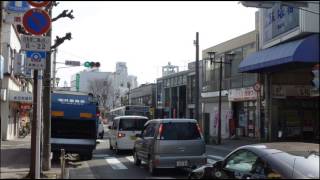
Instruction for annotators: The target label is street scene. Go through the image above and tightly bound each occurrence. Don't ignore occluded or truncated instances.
[1,1,319,179]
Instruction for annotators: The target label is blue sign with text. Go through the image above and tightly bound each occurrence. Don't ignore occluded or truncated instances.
[6,1,30,13]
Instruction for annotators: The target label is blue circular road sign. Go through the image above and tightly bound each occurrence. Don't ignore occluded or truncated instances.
[23,8,51,35]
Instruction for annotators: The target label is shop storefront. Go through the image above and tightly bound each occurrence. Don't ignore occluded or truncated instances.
[229,86,263,138]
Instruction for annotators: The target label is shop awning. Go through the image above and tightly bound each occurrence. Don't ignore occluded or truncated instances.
[239,34,319,73]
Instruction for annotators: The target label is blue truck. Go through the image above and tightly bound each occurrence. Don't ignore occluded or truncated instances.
[51,91,99,160]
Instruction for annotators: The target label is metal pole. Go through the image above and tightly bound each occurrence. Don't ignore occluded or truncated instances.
[52,49,57,89]
[217,57,223,145]
[195,32,200,122]
[36,70,43,179]
[42,8,52,171]
[30,70,39,178]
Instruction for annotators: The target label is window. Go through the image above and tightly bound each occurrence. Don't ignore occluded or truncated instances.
[250,158,283,179]
[142,123,156,138]
[224,150,258,173]
[119,118,148,131]
[160,122,201,140]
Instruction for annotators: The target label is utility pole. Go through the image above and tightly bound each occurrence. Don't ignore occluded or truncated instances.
[42,8,52,171]
[195,32,200,122]
[217,56,223,145]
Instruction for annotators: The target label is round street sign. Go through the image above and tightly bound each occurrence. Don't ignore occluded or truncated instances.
[27,1,51,8]
[253,82,261,92]
[23,8,51,35]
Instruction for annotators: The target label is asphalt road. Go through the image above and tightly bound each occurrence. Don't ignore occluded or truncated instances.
[67,126,232,179]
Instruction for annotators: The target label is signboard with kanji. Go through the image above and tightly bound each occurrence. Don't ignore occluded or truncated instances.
[21,34,51,52]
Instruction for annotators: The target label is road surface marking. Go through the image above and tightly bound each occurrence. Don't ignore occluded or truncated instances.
[93,154,110,158]
[125,156,134,162]
[105,157,127,170]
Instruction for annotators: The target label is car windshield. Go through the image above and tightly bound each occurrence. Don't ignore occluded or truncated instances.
[119,118,147,131]
[160,122,201,140]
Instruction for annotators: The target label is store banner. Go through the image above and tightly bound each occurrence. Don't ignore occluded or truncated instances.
[228,87,259,101]
[8,90,33,103]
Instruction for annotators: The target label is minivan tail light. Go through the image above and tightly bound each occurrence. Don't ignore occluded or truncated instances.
[196,124,202,134]
[118,132,126,138]
[157,124,163,139]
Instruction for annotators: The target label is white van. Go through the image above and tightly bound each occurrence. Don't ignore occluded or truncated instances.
[108,116,148,154]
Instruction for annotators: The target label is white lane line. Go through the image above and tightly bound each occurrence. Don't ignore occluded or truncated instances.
[105,157,128,170]
[93,154,110,158]
[125,156,134,163]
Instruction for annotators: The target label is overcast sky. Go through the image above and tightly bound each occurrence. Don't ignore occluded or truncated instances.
[52,1,257,86]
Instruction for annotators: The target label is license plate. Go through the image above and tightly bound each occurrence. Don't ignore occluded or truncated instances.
[130,136,137,140]
[176,160,188,167]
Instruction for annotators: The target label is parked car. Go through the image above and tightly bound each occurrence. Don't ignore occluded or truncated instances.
[97,120,104,139]
[189,142,320,179]
[108,116,148,154]
[133,119,207,175]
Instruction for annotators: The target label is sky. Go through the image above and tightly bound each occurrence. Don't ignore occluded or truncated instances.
[52,1,257,87]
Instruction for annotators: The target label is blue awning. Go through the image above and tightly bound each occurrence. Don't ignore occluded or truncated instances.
[239,34,319,73]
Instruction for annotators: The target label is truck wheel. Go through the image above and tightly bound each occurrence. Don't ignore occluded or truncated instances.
[80,152,93,160]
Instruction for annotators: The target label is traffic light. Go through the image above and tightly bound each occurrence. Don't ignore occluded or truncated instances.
[312,64,319,90]
[84,61,100,68]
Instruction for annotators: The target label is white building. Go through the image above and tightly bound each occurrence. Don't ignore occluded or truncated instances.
[70,62,138,108]
[1,1,33,140]
[70,68,113,93]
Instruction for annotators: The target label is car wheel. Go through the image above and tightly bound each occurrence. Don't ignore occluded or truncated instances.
[148,158,156,175]
[115,145,120,155]
[109,139,113,150]
[133,150,141,166]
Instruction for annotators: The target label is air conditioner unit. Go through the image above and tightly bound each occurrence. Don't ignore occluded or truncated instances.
[13,53,25,76]
[1,89,7,102]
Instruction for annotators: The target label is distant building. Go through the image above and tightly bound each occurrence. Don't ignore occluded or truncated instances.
[129,83,156,118]
[70,62,138,108]
[70,69,113,93]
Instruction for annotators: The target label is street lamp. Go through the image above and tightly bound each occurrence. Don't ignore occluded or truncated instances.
[127,82,131,105]
[207,51,235,145]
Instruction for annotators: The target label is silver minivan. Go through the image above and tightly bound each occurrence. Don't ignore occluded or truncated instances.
[133,119,207,175]
[109,116,148,154]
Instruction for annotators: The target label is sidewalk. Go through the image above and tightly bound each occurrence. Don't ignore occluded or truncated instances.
[0,135,67,179]
[206,137,260,152]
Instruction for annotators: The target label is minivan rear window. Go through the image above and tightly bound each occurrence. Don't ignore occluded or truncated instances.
[119,118,148,131]
[161,122,201,140]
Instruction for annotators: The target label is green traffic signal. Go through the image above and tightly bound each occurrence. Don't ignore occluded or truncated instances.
[84,61,100,68]
[84,61,91,67]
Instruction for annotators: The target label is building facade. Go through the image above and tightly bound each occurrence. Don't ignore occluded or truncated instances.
[156,63,189,119]
[129,83,156,118]
[239,2,319,142]
[201,30,259,142]
[1,2,33,140]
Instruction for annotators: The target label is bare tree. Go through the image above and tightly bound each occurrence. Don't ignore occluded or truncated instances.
[88,78,113,109]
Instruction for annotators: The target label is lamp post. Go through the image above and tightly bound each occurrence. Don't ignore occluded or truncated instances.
[127,82,131,105]
[207,51,234,145]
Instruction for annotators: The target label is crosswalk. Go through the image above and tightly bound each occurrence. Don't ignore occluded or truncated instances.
[69,139,225,179]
